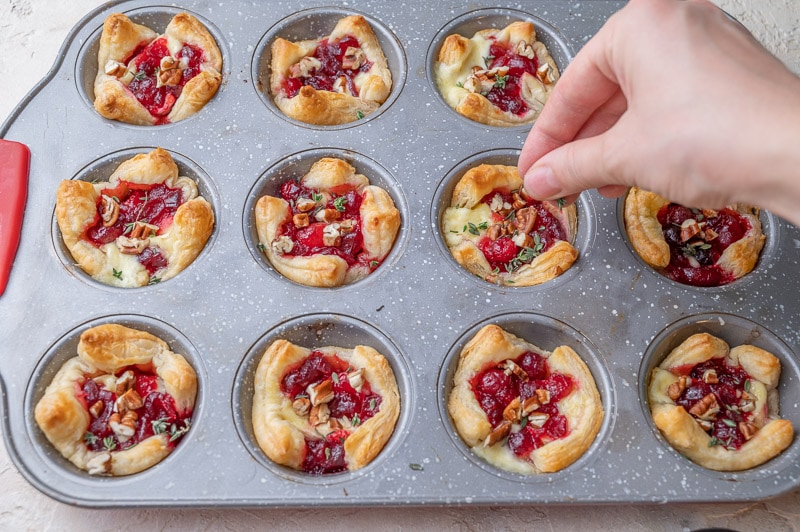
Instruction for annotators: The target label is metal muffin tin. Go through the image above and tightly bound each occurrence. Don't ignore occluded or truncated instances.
[3,0,800,507]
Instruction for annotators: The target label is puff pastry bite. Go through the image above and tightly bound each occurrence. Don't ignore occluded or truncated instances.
[442,164,577,286]
[648,333,793,471]
[56,148,215,287]
[448,324,603,474]
[94,12,222,125]
[34,324,197,476]
[269,15,392,125]
[434,21,559,126]
[252,339,400,474]
[624,187,765,287]
[255,157,400,287]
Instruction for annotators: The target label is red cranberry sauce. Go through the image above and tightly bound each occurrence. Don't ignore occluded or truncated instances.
[656,204,751,287]
[477,189,567,273]
[470,351,573,458]
[484,41,538,116]
[275,179,379,269]
[282,35,372,98]
[78,366,191,452]
[280,351,382,474]
[126,37,205,122]
[83,181,185,274]
[671,358,755,450]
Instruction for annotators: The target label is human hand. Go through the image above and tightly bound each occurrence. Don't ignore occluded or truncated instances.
[518,0,800,226]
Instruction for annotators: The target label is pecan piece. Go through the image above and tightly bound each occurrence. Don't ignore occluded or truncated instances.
[293,213,309,228]
[515,40,535,60]
[667,376,689,401]
[104,59,128,78]
[511,192,527,211]
[347,368,364,392]
[483,420,512,447]
[100,195,119,227]
[322,224,342,247]
[501,359,528,380]
[521,395,540,416]
[688,393,720,420]
[739,421,758,441]
[514,207,537,235]
[292,396,311,417]
[289,56,321,78]
[307,379,334,406]
[115,370,135,396]
[702,369,719,384]
[295,198,317,212]
[503,397,522,423]
[309,403,330,426]
[535,388,550,405]
[679,219,702,242]
[89,400,104,418]
[527,412,549,428]
[115,389,143,413]
[87,453,112,475]
[512,232,536,249]
[271,235,294,254]
[315,208,342,223]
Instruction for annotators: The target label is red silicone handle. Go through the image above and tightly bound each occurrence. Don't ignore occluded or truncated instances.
[0,139,30,296]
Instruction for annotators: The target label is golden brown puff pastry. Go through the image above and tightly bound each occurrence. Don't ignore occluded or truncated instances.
[624,187,765,287]
[255,157,400,287]
[269,15,392,125]
[252,339,400,474]
[448,324,603,474]
[648,333,793,471]
[56,148,214,287]
[434,21,559,127]
[442,164,577,286]
[34,324,197,476]
[94,12,222,125]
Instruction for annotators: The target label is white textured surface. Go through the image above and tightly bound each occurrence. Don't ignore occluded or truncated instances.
[2,0,800,529]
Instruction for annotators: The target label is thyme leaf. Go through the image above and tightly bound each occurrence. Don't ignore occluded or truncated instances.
[355,110,365,120]
[409,463,424,471]
[103,436,117,451]
[493,74,509,89]
[333,196,347,212]
[112,268,123,280]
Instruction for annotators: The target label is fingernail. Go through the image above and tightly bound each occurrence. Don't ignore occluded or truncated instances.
[524,166,561,199]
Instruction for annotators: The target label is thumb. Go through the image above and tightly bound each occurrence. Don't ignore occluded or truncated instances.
[522,133,619,200]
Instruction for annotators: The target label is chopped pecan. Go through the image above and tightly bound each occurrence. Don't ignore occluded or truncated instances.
[121,410,138,430]
[347,368,364,391]
[100,195,120,227]
[503,397,522,423]
[292,396,311,416]
[521,395,540,415]
[128,221,159,240]
[512,232,536,249]
[322,224,342,247]
[314,418,342,437]
[295,198,317,212]
[293,213,310,228]
[115,370,135,396]
[307,379,334,406]
[679,219,702,242]
[332,76,347,94]
[696,418,713,432]
[514,207,537,235]
[115,389,143,413]
[104,59,127,77]
[89,400,104,418]
[688,393,720,420]
[485,223,507,241]
[527,412,549,428]
[289,56,321,78]
[515,40,535,59]
[309,403,330,426]
[483,420,512,447]
[667,376,689,401]
[489,194,511,213]
[702,209,718,219]
[739,421,758,441]
[511,192,527,211]
[501,359,528,380]
[535,388,550,405]
[701,227,719,241]
[739,391,756,413]
[702,369,719,384]
[342,46,366,70]
[338,219,356,234]
[271,235,294,254]
[536,63,555,84]
[158,67,182,87]
[315,208,342,223]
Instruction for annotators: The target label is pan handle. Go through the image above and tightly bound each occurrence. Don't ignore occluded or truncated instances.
[0,140,30,297]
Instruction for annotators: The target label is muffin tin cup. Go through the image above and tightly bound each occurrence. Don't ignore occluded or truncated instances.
[232,312,415,485]
[437,311,615,483]
[23,314,208,485]
[51,146,221,292]
[639,312,800,482]
[242,147,410,290]
[251,6,407,130]
[5,0,800,507]
[74,5,231,129]
[431,148,596,291]
[615,191,781,291]
[426,7,575,133]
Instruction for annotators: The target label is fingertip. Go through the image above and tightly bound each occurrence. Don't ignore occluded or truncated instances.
[597,184,629,198]
[522,165,562,200]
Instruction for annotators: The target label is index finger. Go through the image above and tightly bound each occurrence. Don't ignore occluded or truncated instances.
[518,23,620,175]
